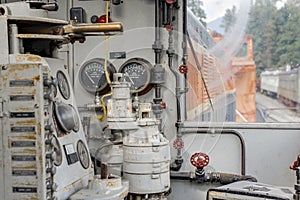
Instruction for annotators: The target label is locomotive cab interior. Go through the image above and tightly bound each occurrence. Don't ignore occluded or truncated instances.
[0,0,299,200]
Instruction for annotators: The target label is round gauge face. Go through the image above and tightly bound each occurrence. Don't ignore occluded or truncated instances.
[57,71,70,100]
[54,102,79,133]
[52,136,62,166]
[70,105,80,132]
[77,140,90,169]
[119,58,152,95]
[79,58,116,94]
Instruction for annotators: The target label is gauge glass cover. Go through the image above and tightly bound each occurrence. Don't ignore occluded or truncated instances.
[53,136,62,166]
[79,58,115,94]
[57,71,70,100]
[119,58,152,94]
[77,140,90,169]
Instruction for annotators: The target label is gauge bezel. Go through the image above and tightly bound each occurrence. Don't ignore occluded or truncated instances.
[54,102,80,134]
[77,140,90,169]
[79,58,116,94]
[52,135,62,166]
[119,58,153,95]
[57,71,70,100]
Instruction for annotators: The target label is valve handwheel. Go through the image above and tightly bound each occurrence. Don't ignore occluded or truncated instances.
[190,152,209,168]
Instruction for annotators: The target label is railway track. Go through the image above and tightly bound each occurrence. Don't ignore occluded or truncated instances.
[256,92,300,122]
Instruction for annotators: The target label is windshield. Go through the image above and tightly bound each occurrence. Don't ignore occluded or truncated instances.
[188,0,300,123]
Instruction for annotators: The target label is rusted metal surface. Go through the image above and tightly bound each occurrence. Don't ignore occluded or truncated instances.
[186,45,235,119]
[15,55,42,63]
[1,62,47,199]
[232,60,256,122]
[100,163,109,179]
[63,22,123,34]
[209,33,257,122]
[0,16,9,65]
[17,34,67,41]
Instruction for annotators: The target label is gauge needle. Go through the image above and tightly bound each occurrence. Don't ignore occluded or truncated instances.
[85,71,95,84]
[125,72,134,85]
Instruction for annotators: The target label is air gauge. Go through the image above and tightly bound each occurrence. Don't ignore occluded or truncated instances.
[77,140,90,169]
[57,71,70,100]
[119,58,153,95]
[79,58,116,94]
[52,136,62,166]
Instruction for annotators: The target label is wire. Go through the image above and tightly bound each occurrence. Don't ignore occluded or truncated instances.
[96,0,112,121]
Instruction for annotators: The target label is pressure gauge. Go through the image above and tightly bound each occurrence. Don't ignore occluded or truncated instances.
[53,136,62,166]
[54,102,80,133]
[57,71,70,100]
[77,140,90,169]
[79,58,116,94]
[119,58,153,95]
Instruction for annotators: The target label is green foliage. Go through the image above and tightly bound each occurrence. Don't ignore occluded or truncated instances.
[188,0,207,26]
[246,0,300,74]
[221,5,237,33]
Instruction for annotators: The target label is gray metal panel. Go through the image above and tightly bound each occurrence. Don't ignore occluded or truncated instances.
[261,73,279,94]
[0,78,4,200]
[1,62,47,199]
[278,70,298,102]
[43,57,94,200]
[0,16,9,65]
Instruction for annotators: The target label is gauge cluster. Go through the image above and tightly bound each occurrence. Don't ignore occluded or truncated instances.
[79,57,153,96]
[46,64,92,174]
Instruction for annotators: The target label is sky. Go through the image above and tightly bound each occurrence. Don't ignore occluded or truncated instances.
[202,0,238,22]
[202,0,287,22]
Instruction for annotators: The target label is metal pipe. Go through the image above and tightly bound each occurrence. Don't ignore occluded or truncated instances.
[182,0,188,66]
[152,0,164,132]
[154,0,162,64]
[9,24,21,54]
[63,22,123,34]
[167,22,184,171]
[170,0,190,171]
[170,171,257,184]
[182,0,189,120]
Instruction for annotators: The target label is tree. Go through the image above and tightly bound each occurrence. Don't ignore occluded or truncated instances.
[246,0,300,75]
[246,0,279,71]
[188,0,207,26]
[221,5,237,33]
[275,3,300,67]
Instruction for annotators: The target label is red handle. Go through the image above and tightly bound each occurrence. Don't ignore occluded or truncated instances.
[190,152,209,168]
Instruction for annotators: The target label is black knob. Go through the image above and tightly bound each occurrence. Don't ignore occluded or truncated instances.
[90,15,99,23]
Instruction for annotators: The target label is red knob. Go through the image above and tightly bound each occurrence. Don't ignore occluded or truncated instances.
[190,152,209,168]
[173,138,184,150]
[166,0,175,4]
[98,15,112,23]
[290,160,299,170]
[179,65,188,74]
[160,102,167,109]
[166,25,173,31]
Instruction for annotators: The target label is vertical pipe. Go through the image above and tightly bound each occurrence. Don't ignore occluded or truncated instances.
[167,2,184,171]
[9,24,20,54]
[152,0,164,132]
[154,0,162,65]
[182,0,188,120]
